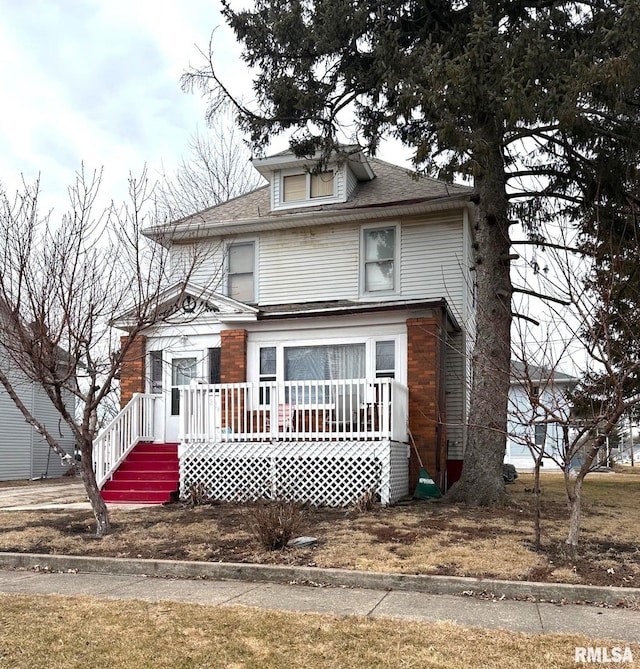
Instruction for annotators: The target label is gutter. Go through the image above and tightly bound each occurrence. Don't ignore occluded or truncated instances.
[144,194,476,245]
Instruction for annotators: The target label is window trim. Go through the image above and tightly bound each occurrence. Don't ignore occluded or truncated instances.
[226,239,258,304]
[360,223,400,297]
[249,335,404,387]
[275,166,340,209]
[149,350,163,394]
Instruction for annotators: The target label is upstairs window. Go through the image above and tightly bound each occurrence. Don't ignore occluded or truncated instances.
[228,241,255,303]
[362,226,397,293]
[310,171,334,198]
[282,171,334,202]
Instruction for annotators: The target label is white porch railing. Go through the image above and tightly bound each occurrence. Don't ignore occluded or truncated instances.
[93,393,157,489]
[179,378,409,444]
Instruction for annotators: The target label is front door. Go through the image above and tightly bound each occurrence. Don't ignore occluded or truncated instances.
[166,356,198,442]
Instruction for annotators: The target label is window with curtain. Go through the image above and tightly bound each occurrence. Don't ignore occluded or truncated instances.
[284,344,365,380]
[284,344,365,404]
[259,346,276,404]
[283,171,335,202]
[363,226,396,293]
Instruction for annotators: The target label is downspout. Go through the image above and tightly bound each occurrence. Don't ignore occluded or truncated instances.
[436,306,447,490]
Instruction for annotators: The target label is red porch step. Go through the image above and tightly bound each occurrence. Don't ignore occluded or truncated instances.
[101,442,179,505]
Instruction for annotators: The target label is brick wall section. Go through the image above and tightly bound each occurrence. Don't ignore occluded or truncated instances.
[220,329,248,383]
[220,329,248,430]
[406,316,447,491]
[119,335,146,408]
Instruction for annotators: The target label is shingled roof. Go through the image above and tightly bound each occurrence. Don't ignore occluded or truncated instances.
[168,158,474,229]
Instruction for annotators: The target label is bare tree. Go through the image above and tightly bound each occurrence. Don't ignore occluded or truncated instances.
[157,113,264,220]
[508,235,640,552]
[0,168,202,536]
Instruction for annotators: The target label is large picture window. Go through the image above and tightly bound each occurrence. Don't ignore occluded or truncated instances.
[284,344,365,381]
[363,226,396,293]
[284,344,365,404]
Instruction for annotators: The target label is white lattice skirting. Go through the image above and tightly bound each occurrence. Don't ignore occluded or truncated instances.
[178,439,409,506]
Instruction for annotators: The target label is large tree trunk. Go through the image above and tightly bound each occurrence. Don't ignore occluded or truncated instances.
[448,127,512,506]
[79,438,110,537]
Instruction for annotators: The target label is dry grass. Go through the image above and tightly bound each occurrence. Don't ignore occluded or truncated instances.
[1,471,639,587]
[0,593,634,669]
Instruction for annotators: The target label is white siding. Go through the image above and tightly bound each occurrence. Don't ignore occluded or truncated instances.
[259,225,359,304]
[400,212,466,315]
[170,240,226,292]
[505,384,565,471]
[345,165,358,198]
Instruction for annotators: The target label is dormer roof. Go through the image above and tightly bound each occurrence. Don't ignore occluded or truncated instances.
[251,145,376,182]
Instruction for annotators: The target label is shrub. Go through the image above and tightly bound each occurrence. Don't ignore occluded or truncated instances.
[247,499,304,551]
[183,481,213,507]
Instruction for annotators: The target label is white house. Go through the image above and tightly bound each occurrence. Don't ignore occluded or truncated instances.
[97,147,477,505]
[505,361,576,471]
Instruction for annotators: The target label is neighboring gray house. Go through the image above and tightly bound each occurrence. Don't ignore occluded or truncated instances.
[505,362,576,471]
[0,306,76,482]
[0,367,75,481]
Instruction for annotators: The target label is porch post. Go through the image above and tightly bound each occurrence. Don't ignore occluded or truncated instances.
[220,329,248,433]
[119,335,146,408]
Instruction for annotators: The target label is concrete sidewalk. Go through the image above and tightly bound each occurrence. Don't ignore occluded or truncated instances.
[1,566,639,643]
[1,480,640,643]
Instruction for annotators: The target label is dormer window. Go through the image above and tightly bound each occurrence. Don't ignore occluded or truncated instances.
[282,171,335,203]
[251,146,375,212]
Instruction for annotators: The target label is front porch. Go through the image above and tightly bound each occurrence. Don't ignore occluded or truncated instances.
[179,378,408,444]
[94,378,410,505]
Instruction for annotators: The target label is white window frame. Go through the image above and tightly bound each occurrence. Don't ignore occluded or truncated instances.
[249,335,404,387]
[226,239,258,304]
[275,166,340,210]
[360,223,400,297]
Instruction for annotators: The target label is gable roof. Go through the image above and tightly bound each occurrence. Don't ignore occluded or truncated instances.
[112,281,258,330]
[145,158,475,243]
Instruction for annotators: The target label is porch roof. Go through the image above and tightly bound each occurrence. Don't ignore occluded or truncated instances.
[258,297,461,332]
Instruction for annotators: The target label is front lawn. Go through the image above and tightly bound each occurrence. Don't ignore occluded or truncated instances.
[1,470,639,587]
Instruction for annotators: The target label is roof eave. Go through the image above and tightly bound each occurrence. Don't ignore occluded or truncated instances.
[144,194,476,244]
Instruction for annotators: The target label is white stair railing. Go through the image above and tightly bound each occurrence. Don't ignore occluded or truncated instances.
[93,393,157,489]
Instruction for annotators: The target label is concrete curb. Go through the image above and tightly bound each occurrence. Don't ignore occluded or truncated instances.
[1,552,639,606]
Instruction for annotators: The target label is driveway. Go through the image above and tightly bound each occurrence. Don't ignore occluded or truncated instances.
[0,479,87,510]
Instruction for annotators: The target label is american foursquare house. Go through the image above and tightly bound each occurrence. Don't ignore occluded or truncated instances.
[95,147,477,505]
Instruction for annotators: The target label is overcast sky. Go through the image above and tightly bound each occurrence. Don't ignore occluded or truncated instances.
[0,1,414,216]
[0,1,253,211]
